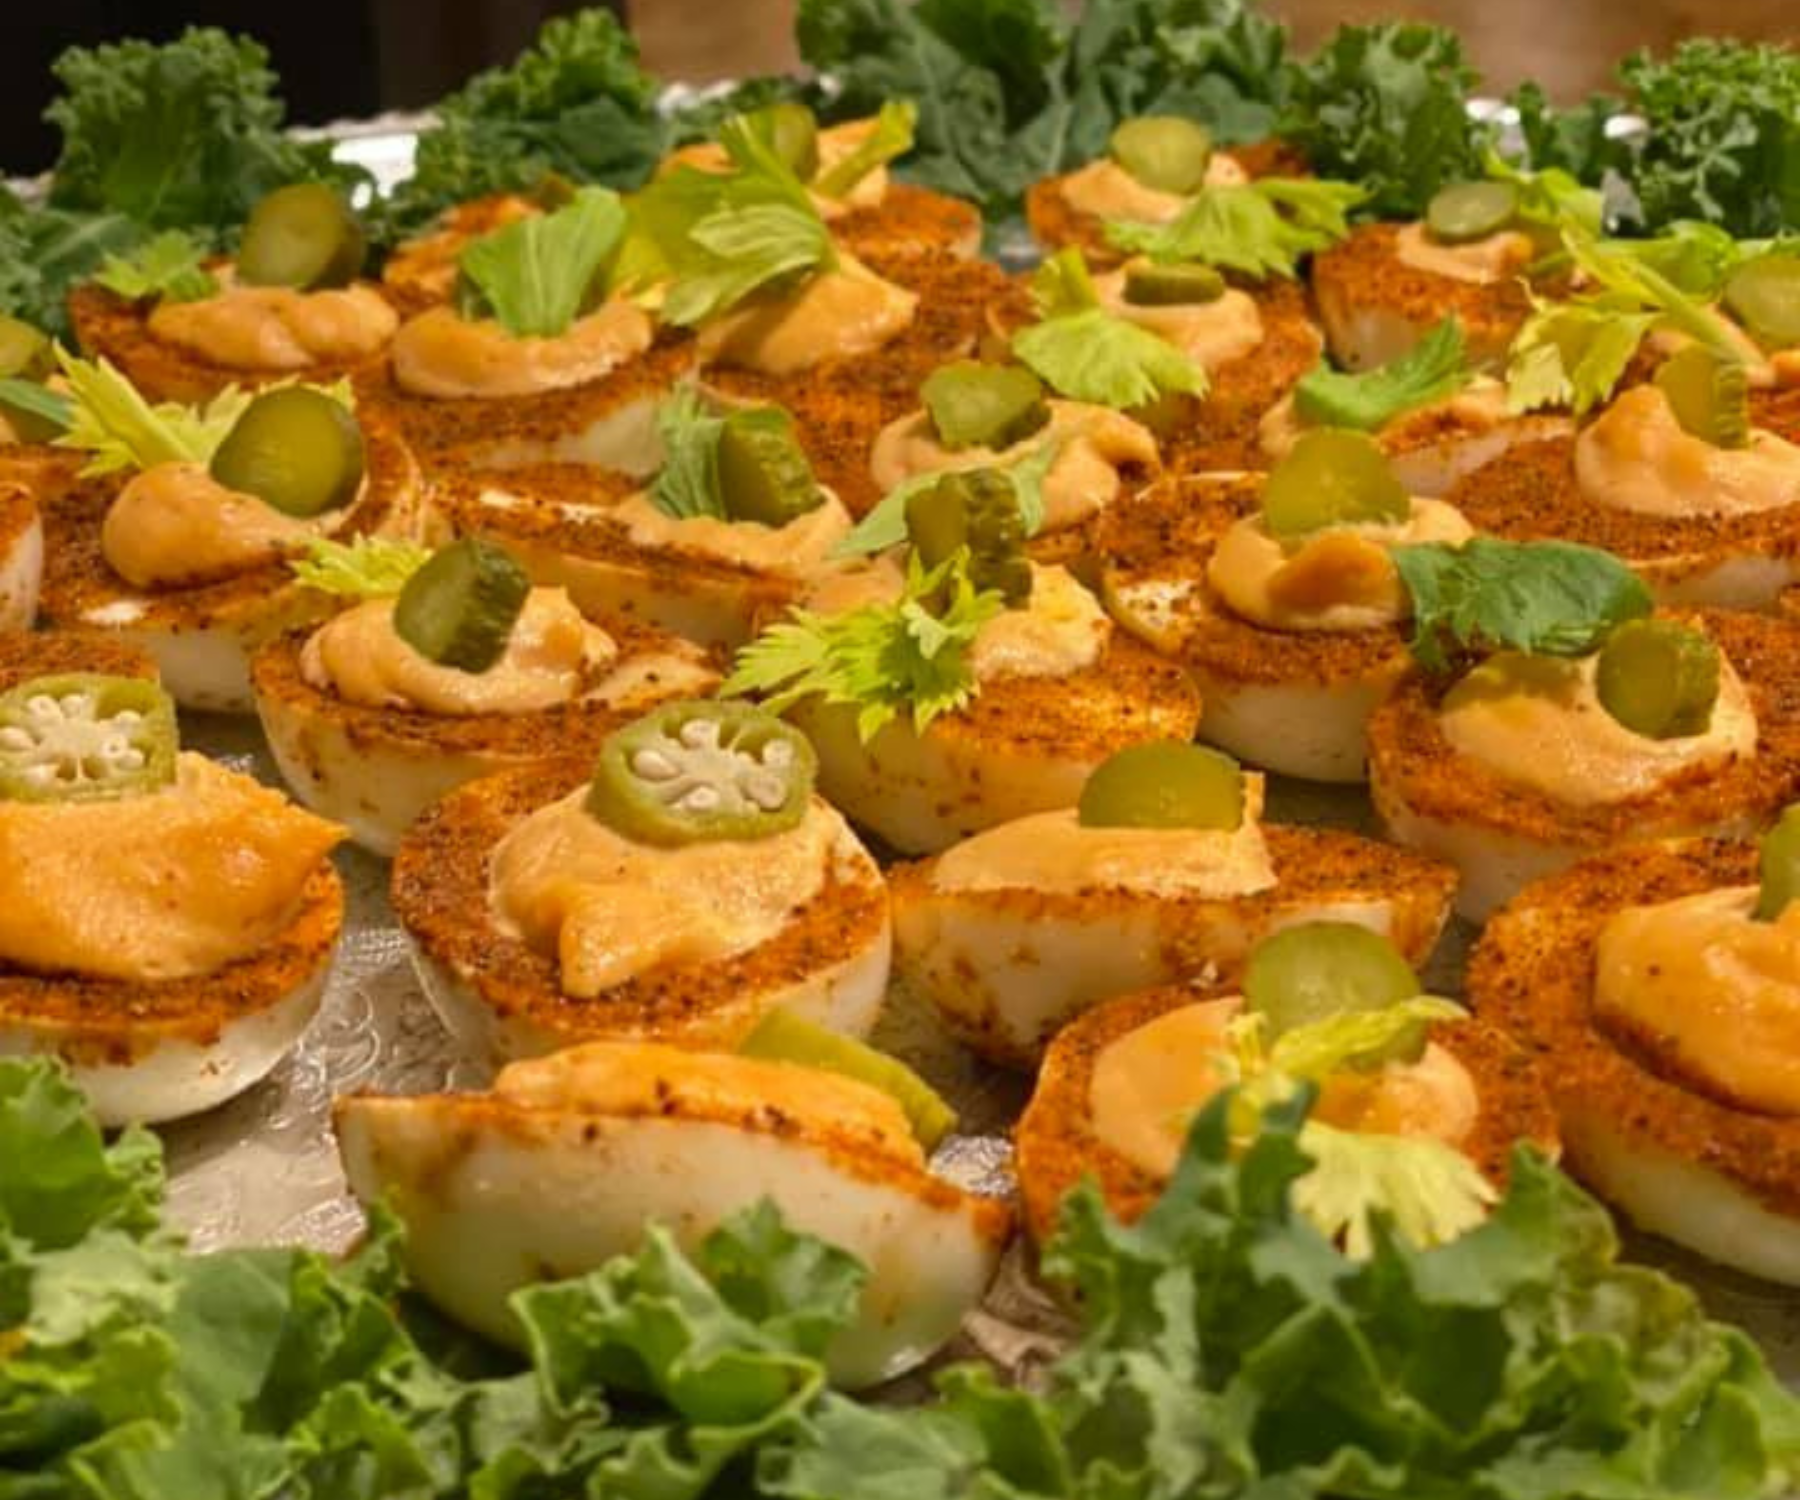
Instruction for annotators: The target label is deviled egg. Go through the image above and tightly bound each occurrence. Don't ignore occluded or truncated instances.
[1024,116,1301,266]
[735,472,1202,855]
[1451,349,1800,609]
[336,1034,1009,1388]
[253,536,718,854]
[34,360,427,711]
[891,742,1457,1066]
[1312,179,1554,372]
[1016,923,1557,1245]
[391,699,891,1063]
[1258,318,1573,496]
[1100,431,1472,782]
[436,391,860,648]
[0,631,344,1125]
[1369,603,1800,920]
[660,100,983,262]
[0,479,41,630]
[1470,815,1800,1283]
[69,184,397,404]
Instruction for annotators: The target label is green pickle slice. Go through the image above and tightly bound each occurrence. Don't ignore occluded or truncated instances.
[1654,345,1751,449]
[1595,618,1721,740]
[1242,922,1424,1062]
[237,183,367,291]
[740,1009,958,1149]
[1123,262,1227,307]
[1261,428,1409,539]
[1077,741,1244,830]
[1108,116,1214,196]
[587,699,818,846]
[1424,181,1519,244]
[1756,804,1800,921]
[746,102,821,181]
[1724,254,1800,352]
[920,362,1051,452]
[0,317,52,382]
[717,407,824,526]
[0,673,177,803]
[210,387,366,518]
[393,538,532,673]
[904,469,1033,605]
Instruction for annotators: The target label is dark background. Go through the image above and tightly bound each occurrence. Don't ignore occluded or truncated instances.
[2,1,617,175]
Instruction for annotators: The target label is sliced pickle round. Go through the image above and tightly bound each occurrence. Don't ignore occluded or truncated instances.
[1756,804,1800,921]
[904,468,1032,605]
[237,183,367,290]
[746,102,821,181]
[1595,618,1722,740]
[0,674,177,803]
[587,699,818,846]
[920,362,1050,452]
[392,538,532,673]
[1242,922,1423,1051]
[1108,116,1214,196]
[1424,180,1519,244]
[210,387,366,518]
[717,407,824,526]
[1077,740,1243,831]
[1654,344,1751,449]
[740,1008,958,1148]
[1123,262,1227,307]
[1724,254,1800,352]
[1261,428,1409,539]
[0,317,52,382]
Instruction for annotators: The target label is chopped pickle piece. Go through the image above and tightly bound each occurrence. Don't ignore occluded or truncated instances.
[1424,180,1519,244]
[1123,262,1227,307]
[1108,116,1214,196]
[209,387,366,518]
[1261,428,1409,539]
[1756,804,1800,921]
[0,317,52,382]
[1724,254,1800,352]
[1595,617,1721,740]
[392,538,532,673]
[0,674,177,803]
[237,183,367,291]
[586,699,817,846]
[745,102,821,181]
[904,469,1032,606]
[740,1009,957,1149]
[1077,740,1244,830]
[1654,344,1751,449]
[920,362,1051,451]
[716,407,824,526]
[1126,388,1200,441]
[1243,922,1424,1062]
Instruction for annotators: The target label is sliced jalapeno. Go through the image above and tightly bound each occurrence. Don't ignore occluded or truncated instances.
[587,699,818,846]
[904,469,1032,606]
[0,673,177,803]
[717,407,824,526]
[740,1008,958,1148]
[1077,741,1244,830]
[920,362,1051,452]
[1724,254,1800,352]
[393,538,532,673]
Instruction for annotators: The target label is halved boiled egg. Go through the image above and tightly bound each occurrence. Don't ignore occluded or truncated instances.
[335,1040,1010,1388]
